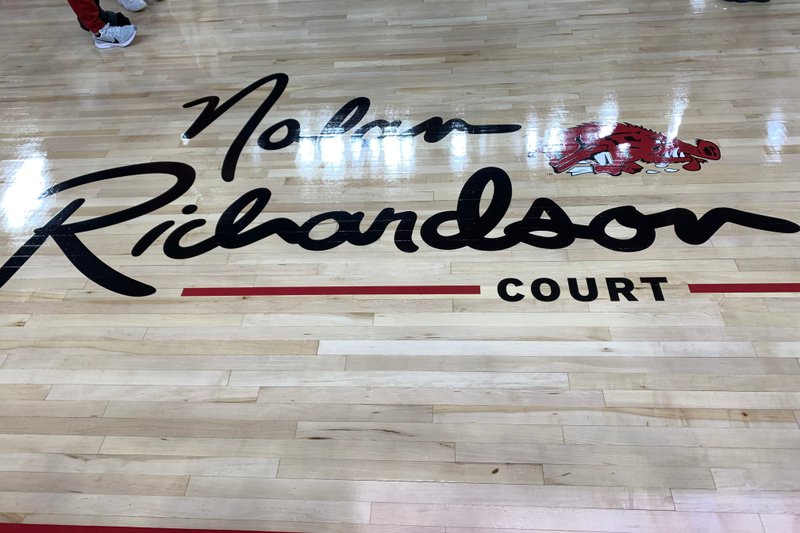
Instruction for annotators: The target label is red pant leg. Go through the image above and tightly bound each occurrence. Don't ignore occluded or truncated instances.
[66,0,104,33]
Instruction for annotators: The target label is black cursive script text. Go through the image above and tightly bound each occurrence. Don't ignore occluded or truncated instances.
[1,164,796,296]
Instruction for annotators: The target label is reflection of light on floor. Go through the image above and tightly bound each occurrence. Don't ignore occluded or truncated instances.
[545,126,565,153]
[525,125,538,154]
[295,134,416,181]
[373,136,417,177]
[690,0,706,13]
[667,86,689,141]
[449,131,468,172]
[1,157,47,229]
[320,136,345,165]
[350,138,363,160]
[294,137,317,180]
[598,92,618,138]
[450,131,467,158]
[295,135,347,181]
[297,137,315,162]
[383,136,402,170]
[765,108,787,163]
[399,137,415,176]
[543,102,569,158]
[368,138,381,159]
[618,144,631,163]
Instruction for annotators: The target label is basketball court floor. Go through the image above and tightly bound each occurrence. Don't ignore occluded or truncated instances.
[1,0,800,531]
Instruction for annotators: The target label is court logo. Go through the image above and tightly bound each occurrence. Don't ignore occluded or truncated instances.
[0,74,796,298]
[544,122,721,176]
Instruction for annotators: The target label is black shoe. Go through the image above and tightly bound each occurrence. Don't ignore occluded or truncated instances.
[78,0,132,32]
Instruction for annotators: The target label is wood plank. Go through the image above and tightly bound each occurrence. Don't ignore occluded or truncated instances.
[0,369,230,386]
[0,492,370,524]
[187,477,672,510]
[0,386,51,401]
[760,515,800,533]
[705,448,800,469]
[604,391,800,410]
[295,421,564,444]
[0,339,319,356]
[23,313,244,328]
[563,426,800,448]
[754,342,800,358]
[569,373,800,392]
[104,401,434,423]
[433,406,799,428]
[276,458,542,484]
[0,417,297,440]
[0,436,103,455]
[609,327,800,342]
[672,490,800,514]
[230,371,569,389]
[46,386,259,403]
[2,354,347,371]
[144,326,614,341]
[369,503,763,532]
[0,472,189,496]
[712,467,800,491]
[257,387,604,407]
[0,453,279,478]
[345,356,800,375]
[319,340,757,357]
[455,443,712,467]
[0,401,109,418]
[373,312,725,328]
[99,436,456,462]
[543,464,715,489]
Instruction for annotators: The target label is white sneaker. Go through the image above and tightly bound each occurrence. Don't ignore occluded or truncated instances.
[94,23,137,49]
[117,0,147,11]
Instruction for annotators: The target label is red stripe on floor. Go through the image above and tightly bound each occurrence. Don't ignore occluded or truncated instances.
[688,283,800,293]
[181,285,482,296]
[0,525,298,533]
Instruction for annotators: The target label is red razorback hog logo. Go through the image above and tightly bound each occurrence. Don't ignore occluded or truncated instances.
[544,122,721,176]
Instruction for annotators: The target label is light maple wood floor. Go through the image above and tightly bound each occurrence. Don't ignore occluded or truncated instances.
[1,0,800,532]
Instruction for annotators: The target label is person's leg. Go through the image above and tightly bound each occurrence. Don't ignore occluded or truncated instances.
[78,0,132,32]
[67,0,136,48]
[78,0,132,31]
[67,0,104,34]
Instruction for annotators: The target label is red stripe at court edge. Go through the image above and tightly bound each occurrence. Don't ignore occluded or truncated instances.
[182,285,482,297]
[0,525,299,533]
[688,283,800,293]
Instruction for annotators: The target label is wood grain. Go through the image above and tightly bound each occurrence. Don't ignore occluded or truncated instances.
[1,0,799,530]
